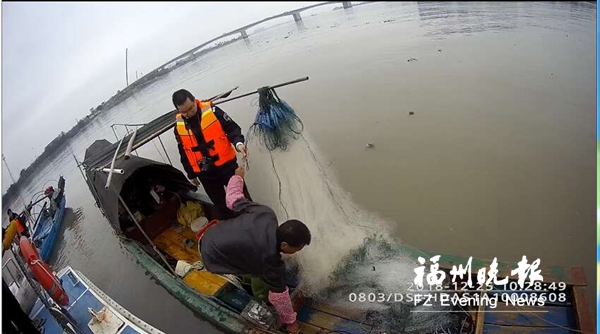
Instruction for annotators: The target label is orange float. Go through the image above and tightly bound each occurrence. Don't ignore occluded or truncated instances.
[19,236,69,306]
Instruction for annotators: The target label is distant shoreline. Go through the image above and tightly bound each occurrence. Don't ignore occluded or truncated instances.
[2,1,366,202]
[1,36,242,204]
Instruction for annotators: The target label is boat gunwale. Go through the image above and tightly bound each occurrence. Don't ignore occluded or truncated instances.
[69,266,167,334]
[121,238,263,334]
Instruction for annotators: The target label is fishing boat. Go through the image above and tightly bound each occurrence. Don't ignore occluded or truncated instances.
[3,153,67,262]
[76,81,594,333]
[3,245,164,334]
[30,266,165,334]
[30,175,67,262]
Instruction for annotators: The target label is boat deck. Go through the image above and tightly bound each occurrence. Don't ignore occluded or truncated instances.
[151,222,376,332]
[148,217,594,333]
[153,224,200,264]
[29,267,164,334]
[153,224,230,296]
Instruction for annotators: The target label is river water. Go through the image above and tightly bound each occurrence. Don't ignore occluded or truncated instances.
[2,2,596,332]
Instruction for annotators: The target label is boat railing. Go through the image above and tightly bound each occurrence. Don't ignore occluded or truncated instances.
[109,122,174,166]
[3,257,24,288]
[28,192,53,236]
[4,246,85,334]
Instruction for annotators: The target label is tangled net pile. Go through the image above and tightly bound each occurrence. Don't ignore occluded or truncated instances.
[247,87,304,151]
[246,90,474,333]
[314,235,475,334]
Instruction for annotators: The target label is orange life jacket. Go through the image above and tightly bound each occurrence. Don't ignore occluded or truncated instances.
[14,218,25,233]
[175,99,237,174]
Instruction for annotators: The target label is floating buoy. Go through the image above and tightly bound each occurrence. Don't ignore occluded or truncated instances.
[20,237,69,306]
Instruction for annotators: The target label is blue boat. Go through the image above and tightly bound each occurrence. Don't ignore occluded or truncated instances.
[2,254,164,334]
[27,266,164,334]
[31,176,66,262]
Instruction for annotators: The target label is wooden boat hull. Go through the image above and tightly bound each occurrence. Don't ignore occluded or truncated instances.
[122,238,594,333]
[122,239,256,333]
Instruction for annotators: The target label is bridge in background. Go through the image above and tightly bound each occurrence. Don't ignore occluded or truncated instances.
[150,2,354,74]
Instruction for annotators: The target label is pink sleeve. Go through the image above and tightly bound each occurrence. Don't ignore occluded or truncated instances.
[225,175,245,210]
[268,287,297,325]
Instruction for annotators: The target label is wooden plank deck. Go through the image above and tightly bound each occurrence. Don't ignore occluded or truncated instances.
[297,303,372,334]
[483,324,573,333]
[483,304,575,327]
[572,285,595,333]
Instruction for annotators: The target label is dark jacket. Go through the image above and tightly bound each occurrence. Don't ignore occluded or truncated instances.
[175,106,244,181]
[199,199,286,293]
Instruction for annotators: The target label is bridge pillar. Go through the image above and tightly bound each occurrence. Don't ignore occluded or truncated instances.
[343,2,352,9]
[293,12,302,22]
[295,19,307,31]
[241,30,248,39]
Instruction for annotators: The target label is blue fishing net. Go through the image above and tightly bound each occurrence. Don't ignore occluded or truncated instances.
[247,87,304,151]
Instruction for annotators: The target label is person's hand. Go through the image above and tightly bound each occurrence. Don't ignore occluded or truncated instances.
[235,165,245,179]
[190,178,200,186]
[285,321,300,334]
[236,143,248,160]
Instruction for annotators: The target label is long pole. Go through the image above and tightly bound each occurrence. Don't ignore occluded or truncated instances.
[118,194,176,275]
[2,154,27,206]
[125,48,129,87]
[124,129,138,160]
[214,76,309,105]
[99,76,310,169]
[2,155,19,193]
[2,154,33,229]
[105,136,126,189]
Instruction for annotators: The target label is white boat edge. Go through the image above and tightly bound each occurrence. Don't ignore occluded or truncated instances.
[27,266,166,334]
[68,266,166,334]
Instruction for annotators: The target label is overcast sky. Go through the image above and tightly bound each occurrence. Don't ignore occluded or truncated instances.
[2,1,319,189]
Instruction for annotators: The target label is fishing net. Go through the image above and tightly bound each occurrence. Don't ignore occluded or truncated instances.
[246,90,474,333]
[315,235,475,334]
[247,87,304,151]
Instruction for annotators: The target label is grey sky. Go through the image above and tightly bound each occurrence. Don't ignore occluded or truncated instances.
[2,1,318,188]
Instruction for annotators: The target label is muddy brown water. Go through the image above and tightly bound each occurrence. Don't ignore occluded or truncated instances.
[2,2,596,332]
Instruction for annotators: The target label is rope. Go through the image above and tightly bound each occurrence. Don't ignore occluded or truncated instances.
[299,134,375,231]
[30,259,61,291]
[268,149,289,220]
[455,304,475,334]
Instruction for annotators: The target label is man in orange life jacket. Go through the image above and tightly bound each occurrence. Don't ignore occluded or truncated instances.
[172,89,252,220]
[6,208,29,238]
